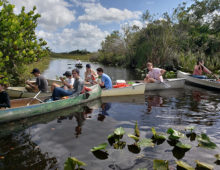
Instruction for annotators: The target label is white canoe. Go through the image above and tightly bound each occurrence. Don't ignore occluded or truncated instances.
[177,71,220,90]
[145,78,186,90]
[101,83,145,97]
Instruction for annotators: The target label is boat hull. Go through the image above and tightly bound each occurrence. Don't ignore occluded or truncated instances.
[0,85,101,123]
[177,71,220,91]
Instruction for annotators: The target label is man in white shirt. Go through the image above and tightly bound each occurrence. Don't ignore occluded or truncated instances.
[144,62,166,83]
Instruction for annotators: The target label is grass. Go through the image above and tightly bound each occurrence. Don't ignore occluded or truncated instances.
[50,52,93,61]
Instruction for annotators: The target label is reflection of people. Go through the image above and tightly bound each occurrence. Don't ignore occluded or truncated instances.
[144,62,166,83]
[52,69,84,100]
[193,58,212,79]
[95,68,112,89]
[98,103,111,121]
[146,96,163,113]
[84,64,97,85]
[0,83,10,109]
[26,68,48,92]
[51,71,74,91]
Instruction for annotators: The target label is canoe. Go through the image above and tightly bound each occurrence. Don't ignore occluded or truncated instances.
[145,78,186,90]
[177,71,220,91]
[101,83,145,97]
[0,84,101,123]
[75,63,83,68]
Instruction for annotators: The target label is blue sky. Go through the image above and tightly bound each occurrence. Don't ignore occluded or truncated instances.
[10,0,193,52]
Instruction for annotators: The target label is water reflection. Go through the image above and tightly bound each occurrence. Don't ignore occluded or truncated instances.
[97,103,111,122]
[145,95,163,113]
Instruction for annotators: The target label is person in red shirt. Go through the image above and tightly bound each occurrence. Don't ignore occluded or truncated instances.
[192,58,212,79]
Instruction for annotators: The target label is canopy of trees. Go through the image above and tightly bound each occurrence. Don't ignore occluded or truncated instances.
[97,0,220,72]
[0,0,49,85]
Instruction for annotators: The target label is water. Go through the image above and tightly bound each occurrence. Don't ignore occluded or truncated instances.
[0,59,220,170]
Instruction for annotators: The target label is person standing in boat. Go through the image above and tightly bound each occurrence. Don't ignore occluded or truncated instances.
[192,58,212,79]
[84,64,97,85]
[26,68,48,92]
[95,68,112,89]
[51,71,75,91]
[52,68,84,100]
[0,83,10,109]
[144,62,166,83]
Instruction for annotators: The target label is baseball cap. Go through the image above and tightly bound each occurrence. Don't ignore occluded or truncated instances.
[31,68,40,74]
[86,64,91,68]
[63,71,72,77]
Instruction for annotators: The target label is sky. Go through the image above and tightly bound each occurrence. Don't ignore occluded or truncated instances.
[9,0,193,52]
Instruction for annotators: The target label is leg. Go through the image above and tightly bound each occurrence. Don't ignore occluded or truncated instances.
[52,87,73,100]
[144,77,156,83]
[51,83,60,92]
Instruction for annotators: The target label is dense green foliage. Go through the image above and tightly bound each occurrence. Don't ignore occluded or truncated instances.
[68,49,90,55]
[97,0,220,72]
[0,0,49,85]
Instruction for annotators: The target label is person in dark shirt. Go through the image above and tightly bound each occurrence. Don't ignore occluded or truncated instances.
[0,83,10,108]
[26,68,48,92]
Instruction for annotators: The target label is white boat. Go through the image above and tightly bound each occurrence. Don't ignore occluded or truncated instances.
[177,71,220,90]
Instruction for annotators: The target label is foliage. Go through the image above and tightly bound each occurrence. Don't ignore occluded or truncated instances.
[0,0,49,85]
[167,128,185,140]
[197,133,217,149]
[90,143,108,152]
[195,160,214,170]
[176,160,194,170]
[153,159,169,170]
[64,157,86,170]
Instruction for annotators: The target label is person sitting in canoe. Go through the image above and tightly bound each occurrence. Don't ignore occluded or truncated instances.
[95,68,112,89]
[26,68,48,92]
[0,83,10,109]
[192,58,212,79]
[52,68,84,100]
[144,62,166,83]
[51,71,75,91]
[84,64,97,85]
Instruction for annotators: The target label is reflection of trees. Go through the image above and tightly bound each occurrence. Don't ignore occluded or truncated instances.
[0,132,57,169]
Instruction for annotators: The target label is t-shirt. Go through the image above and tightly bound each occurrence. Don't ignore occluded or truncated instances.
[36,75,48,92]
[66,78,75,86]
[71,77,84,96]
[193,65,211,75]
[147,68,163,82]
[101,73,112,89]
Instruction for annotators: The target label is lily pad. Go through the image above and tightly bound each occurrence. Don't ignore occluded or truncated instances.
[92,150,109,160]
[176,160,194,170]
[135,121,140,137]
[197,134,217,149]
[137,138,154,148]
[167,128,185,140]
[108,133,115,146]
[195,160,214,170]
[114,127,125,136]
[185,126,195,132]
[113,141,126,149]
[152,127,167,140]
[91,143,108,152]
[128,133,139,141]
[127,144,141,154]
[215,154,220,160]
[153,159,169,170]
[64,157,86,170]
[176,142,192,150]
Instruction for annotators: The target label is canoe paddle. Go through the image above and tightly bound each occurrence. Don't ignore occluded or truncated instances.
[27,91,43,106]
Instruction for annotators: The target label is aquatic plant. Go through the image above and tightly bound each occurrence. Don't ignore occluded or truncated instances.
[64,157,86,170]
[197,134,217,149]
[153,159,169,170]
[175,160,194,170]
[195,160,214,170]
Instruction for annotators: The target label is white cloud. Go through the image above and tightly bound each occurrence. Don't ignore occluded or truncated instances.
[37,23,109,52]
[77,3,142,23]
[9,0,75,30]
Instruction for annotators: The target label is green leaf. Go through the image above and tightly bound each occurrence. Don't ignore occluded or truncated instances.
[167,128,185,140]
[114,127,125,136]
[113,141,126,149]
[91,143,108,152]
[152,127,167,140]
[135,121,140,137]
[153,159,169,170]
[5,56,9,61]
[137,138,154,147]
[64,157,86,170]
[176,160,194,170]
[128,133,139,141]
[185,126,195,131]
[137,168,147,170]
[0,51,3,58]
[215,154,220,161]
[197,134,217,149]
[195,160,214,170]
[108,133,115,139]
[176,142,192,150]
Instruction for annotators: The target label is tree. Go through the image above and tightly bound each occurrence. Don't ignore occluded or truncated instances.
[0,0,49,85]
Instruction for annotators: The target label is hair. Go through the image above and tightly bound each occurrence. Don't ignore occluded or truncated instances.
[96,67,103,73]
[72,68,80,74]
[197,58,204,70]
[0,83,8,89]
[147,62,153,67]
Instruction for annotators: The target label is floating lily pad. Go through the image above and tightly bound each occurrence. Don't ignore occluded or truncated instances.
[153,159,169,170]
[92,150,109,160]
[195,160,214,170]
[176,160,194,170]
[114,127,125,136]
[197,134,217,149]
[137,138,154,148]
[91,143,108,152]
[108,133,115,146]
[186,132,196,141]
[185,126,195,132]
[172,147,187,159]
[64,157,86,170]
[135,121,140,137]
[152,127,167,140]
[167,128,185,140]
[214,154,220,165]
[113,141,126,149]
[128,133,139,141]
[176,142,192,150]
[127,144,141,154]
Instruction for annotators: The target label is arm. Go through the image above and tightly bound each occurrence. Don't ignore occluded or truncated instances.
[60,77,73,89]
[26,81,38,90]
[72,79,84,96]
[201,64,212,74]
[160,69,166,75]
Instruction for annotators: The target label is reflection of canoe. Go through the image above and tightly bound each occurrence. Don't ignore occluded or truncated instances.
[0,99,102,137]
[0,85,101,123]
[75,63,83,68]
[177,71,220,90]
[145,78,185,90]
[101,94,145,104]
[101,83,145,97]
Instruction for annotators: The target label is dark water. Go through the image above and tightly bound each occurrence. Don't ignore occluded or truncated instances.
[0,59,220,170]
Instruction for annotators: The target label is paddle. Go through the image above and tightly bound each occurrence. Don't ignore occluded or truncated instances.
[27,91,43,106]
